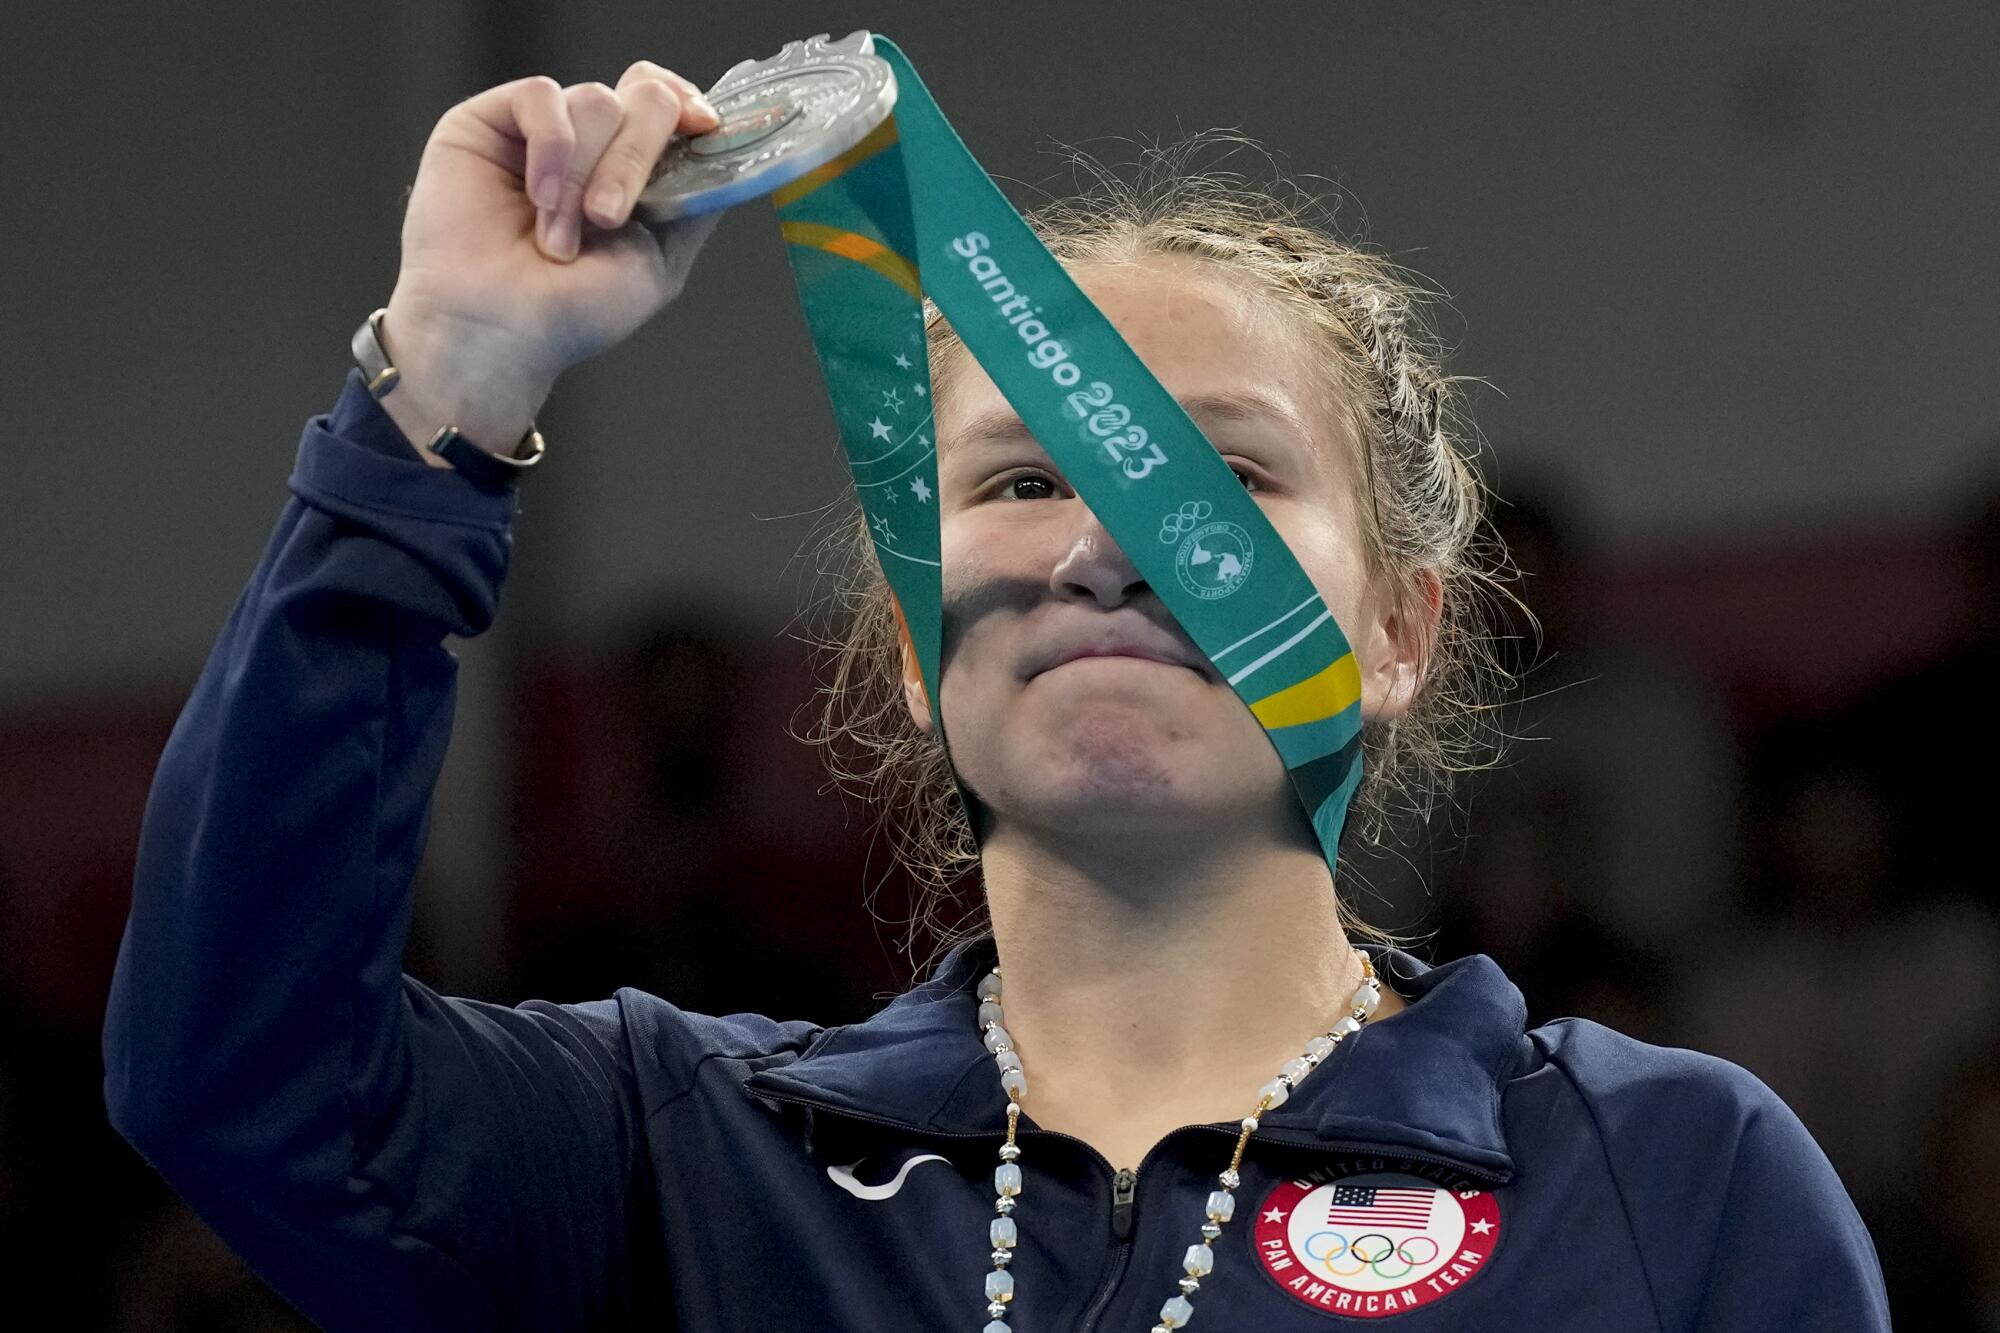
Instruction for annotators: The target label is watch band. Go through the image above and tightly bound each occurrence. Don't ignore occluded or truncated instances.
[423,422,546,495]
[350,307,546,488]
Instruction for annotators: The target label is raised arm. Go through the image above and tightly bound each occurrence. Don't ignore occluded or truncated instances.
[103,63,725,1331]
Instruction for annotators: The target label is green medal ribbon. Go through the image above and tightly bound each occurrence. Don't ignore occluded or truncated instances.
[773,36,1366,870]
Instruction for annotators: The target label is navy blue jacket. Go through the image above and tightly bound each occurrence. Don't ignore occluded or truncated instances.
[103,371,1892,1331]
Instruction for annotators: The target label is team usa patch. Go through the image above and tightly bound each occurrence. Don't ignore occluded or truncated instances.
[1252,1165,1502,1318]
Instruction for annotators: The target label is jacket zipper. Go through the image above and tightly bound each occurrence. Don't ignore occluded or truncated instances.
[1109,1168,1139,1239]
[1069,1166,1140,1333]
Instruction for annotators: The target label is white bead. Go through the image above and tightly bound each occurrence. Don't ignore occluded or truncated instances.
[991,1216,1017,1248]
[979,1000,1005,1028]
[1184,1242,1215,1276]
[984,1322,1009,1333]
[1352,982,1380,1017]
[1005,1100,1021,1118]
[983,1024,1013,1053]
[1258,1078,1289,1109]
[1305,1035,1335,1059]
[1332,1015,1361,1038]
[1281,1056,1312,1082]
[993,1049,1023,1074]
[986,1269,1014,1302]
[1205,1189,1235,1222]
[1161,1294,1195,1326]
[1241,1115,1260,1132]
[1000,1068,1027,1100]
[995,1163,1022,1196]
[977,974,1003,1001]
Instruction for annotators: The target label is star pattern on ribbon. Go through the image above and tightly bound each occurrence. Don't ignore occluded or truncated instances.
[869,416,893,441]
[882,387,906,414]
[908,476,932,503]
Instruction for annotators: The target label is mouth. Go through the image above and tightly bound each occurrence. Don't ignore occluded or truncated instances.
[1038,651,1207,679]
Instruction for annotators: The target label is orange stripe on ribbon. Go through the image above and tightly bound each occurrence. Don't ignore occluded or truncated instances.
[778,221,921,299]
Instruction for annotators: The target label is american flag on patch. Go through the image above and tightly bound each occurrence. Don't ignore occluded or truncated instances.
[1324,1186,1435,1229]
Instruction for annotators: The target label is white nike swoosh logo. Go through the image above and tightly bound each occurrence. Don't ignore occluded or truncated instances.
[826,1153,950,1201]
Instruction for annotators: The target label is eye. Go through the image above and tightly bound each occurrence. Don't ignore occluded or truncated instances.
[991,469,1068,501]
[991,464,1260,499]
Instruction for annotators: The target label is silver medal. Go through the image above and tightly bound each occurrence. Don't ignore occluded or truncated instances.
[632,30,897,224]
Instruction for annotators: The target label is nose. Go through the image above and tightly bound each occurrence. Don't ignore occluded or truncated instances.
[1049,500,1148,608]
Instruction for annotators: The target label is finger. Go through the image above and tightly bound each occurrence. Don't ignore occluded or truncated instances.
[517,78,577,213]
[619,60,719,128]
[583,70,714,229]
[540,82,626,261]
[453,75,574,212]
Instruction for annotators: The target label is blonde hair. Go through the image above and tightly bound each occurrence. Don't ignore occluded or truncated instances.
[795,133,1522,974]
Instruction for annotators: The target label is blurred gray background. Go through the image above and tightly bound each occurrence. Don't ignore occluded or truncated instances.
[7,0,1994,698]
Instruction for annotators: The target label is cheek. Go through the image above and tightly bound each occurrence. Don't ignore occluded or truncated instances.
[931,524,1025,693]
[937,507,1058,607]
[1271,511,1365,617]
[937,519,985,579]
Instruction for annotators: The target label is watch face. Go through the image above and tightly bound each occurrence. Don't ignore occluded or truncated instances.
[631,30,896,224]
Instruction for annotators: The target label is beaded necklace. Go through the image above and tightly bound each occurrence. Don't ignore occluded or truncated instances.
[971,947,1382,1331]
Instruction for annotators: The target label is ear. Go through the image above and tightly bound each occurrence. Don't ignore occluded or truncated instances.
[893,596,934,736]
[1367,567,1443,722]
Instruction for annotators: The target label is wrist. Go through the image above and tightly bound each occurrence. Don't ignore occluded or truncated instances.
[375,298,554,462]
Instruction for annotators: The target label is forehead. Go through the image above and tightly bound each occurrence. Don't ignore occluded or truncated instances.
[934,256,1334,453]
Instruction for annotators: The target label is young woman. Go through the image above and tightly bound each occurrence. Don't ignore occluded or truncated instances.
[103,61,1889,1331]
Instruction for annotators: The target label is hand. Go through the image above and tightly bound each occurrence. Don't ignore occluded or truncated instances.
[377,62,724,458]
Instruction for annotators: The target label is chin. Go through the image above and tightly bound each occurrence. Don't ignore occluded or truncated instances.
[953,691,1277,822]
[1019,727,1226,823]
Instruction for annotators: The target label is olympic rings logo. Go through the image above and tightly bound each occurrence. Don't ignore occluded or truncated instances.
[1159,499,1212,545]
[1301,1231,1441,1281]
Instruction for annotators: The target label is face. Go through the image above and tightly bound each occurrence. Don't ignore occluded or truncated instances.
[902,255,1437,847]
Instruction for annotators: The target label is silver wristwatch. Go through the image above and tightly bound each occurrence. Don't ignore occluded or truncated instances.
[350,308,546,483]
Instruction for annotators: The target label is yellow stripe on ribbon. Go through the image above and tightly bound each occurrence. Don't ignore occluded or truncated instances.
[769,116,902,208]
[1248,652,1363,730]
[778,221,921,299]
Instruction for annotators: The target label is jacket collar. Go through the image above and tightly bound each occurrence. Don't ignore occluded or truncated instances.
[741,934,1524,1182]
